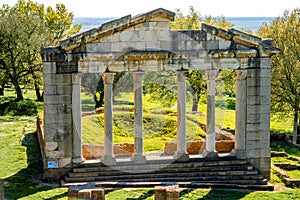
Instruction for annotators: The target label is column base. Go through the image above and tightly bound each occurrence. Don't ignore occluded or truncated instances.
[174,152,189,162]
[102,155,116,165]
[72,157,86,164]
[131,153,146,164]
[202,150,218,160]
[231,149,246,159]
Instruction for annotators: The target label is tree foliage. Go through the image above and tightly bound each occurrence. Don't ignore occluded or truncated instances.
[45,4,82,45]
[0,0,81,101]
[144,72,178,108]
[258,9,300,144]
[0,2,47,101]
[171,6,234,111]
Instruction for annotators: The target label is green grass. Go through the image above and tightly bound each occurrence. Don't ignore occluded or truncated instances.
[105,188,154,200]
[103,188,300,200]
[270,115,293,134]
[271,141,300,157]
[0,89,68,199]
[82,92,207,151]
[285,169,300,179]
[0,115,68,199]
[270,168,286,186]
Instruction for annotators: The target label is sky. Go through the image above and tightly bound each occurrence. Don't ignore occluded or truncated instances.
[0,0,299,18]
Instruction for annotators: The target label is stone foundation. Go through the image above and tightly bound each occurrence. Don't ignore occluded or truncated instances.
[155,185,179,200]
[68,185,105,200]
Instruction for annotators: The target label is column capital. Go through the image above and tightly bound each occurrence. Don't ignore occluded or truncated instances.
[235,70,247,80]
[132,71,144,83]
[102,72,115,84]
[72,73,82,85]
[176,70,188,82]
[204,69,218,80]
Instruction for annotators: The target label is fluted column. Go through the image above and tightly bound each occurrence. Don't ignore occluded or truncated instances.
[72,73,85,163]
[232,69,247,158]
[132,71,146,163]
[203,69,218,158]
[175,70,189,161]
[102,72,116,164]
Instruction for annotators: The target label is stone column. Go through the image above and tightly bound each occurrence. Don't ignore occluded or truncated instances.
[232,69,247,158]
[102,72,116,164]
[203,69,218,158]
[132,71,146,163]
[175,70,189,161]
[72,73,85,163]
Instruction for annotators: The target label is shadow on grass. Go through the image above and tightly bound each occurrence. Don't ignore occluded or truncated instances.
[114,100,134,105]
[180,188,251,200]
[126,189,154,200]
[82,98,96,112]
[4,132,66,199]
[44,192,68,200]
[203,189,251,200]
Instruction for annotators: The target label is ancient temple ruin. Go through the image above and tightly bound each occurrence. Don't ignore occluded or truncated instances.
[40,8,279,184]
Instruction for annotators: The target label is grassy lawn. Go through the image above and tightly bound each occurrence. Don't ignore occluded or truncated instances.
[105,188,300,200]
[1,89,299,199]
[82,92,207,151]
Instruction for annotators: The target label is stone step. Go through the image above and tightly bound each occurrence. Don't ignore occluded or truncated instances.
[73,163,253,174]
[61,180,273,191]
[69,166,257,178]
[64,158,270,190]
[73,159,249,173]
[65,172,264,183]
[65,177,265,186]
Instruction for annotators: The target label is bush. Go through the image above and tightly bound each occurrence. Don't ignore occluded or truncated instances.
[0,98,38,116]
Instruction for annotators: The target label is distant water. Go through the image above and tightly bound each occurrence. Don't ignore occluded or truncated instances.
[73,18,115,32]
[227,17,275,33]
[74,17,275,34]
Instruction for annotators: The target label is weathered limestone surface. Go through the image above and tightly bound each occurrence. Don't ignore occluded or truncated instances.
[82,144,134,159]
[203,69,218,158]
[102,73,116,164]
[41,8,279,181]
[68,186,105,200]
[233,69,247,158]
[155,185,179,200]
[245,59,272,179]
[132,71,146,163]
[164,141,234,155]
[175,70,189,161]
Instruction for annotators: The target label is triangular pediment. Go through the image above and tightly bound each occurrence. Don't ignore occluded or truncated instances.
[60,8,175,51]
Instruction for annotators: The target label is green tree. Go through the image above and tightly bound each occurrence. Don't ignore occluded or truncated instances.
[144,71,178,108]
[45,4,82,45]
[0,0,81,101]
[0,2,47,101]
[171,6,234,112]
[258,9,300,144]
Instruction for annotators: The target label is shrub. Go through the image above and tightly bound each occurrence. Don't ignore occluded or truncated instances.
[0,98,38,116]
